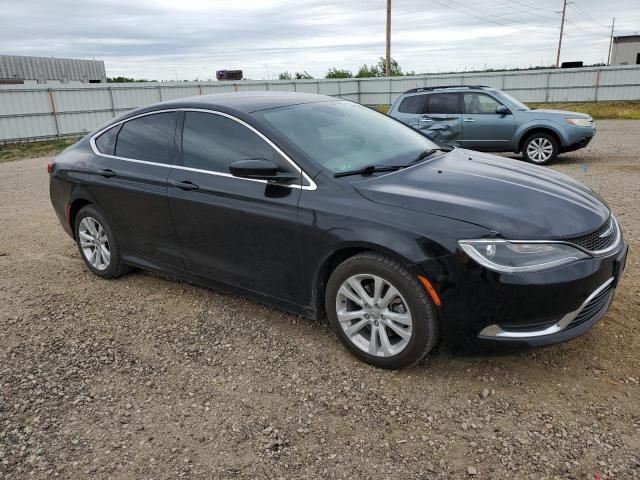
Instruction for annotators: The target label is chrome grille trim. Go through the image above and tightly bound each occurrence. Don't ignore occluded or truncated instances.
[564,216,620,255]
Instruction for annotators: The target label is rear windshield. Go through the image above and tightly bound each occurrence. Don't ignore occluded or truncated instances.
[253,101,438,174]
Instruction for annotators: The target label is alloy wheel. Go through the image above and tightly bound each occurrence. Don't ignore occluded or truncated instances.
[78,217,111,271]
[335,274,413,357]
[526,137,554,163]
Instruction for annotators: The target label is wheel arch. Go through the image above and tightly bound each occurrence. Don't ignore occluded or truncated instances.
[67,197,94,239]
[311,242,416,320]
[516,125,564,153]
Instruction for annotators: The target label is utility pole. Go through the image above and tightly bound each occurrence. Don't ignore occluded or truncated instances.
[555,0,568,68]
[607,17,615,65]
[386,0,391,77]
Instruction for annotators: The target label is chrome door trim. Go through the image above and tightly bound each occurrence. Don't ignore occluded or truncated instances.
[89,108,317,191]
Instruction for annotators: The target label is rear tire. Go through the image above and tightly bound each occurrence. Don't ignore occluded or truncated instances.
[325,252,439,369]
[522,132,559,165]
[74,205,131,279]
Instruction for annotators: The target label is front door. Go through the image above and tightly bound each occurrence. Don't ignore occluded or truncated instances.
[460,93,516,151]
[167,111,303,303]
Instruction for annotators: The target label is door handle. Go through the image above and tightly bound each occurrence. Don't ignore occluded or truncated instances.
[463,118,476,122]
[171,180,199,191]
[97,168,116,178]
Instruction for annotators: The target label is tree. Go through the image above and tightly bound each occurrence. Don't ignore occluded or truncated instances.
[375,57,403,76]
[355,57,404,78]
[107,76,154,83]
[278,71,313,80]
[294,71,313,79]
[355,64,380,78]
[325,68,353,79]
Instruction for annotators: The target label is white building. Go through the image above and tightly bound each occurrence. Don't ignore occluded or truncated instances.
[0,55,106,86]
[611,35,640,66]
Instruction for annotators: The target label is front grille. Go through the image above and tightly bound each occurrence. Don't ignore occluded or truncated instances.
[565,217,617,253]
[567,282,614,329]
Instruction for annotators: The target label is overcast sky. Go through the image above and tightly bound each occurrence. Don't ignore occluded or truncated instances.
[3,0,640,80]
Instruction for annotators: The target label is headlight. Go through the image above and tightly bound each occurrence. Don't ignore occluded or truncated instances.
[458,240,589,273]
[566,118,591,127]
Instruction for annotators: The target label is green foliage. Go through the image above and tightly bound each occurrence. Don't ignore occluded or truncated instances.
[325,68,353,79]
[0,137,80,163]
[107,76,155,83]
[278,71,313,80]
[355,57,403,78]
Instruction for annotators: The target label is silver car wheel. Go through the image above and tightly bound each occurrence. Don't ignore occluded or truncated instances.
[78,217,110,271]
[527,137,554,163]
[335,274,413,357]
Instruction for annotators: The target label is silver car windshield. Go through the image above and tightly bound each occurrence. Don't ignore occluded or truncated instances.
[494,92,530,111]
[253,101,439,174]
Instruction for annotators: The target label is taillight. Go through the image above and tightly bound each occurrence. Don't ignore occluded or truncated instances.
[47,162,54,174]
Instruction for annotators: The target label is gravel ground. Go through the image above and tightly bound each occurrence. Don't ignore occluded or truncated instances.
[1,120,639,479]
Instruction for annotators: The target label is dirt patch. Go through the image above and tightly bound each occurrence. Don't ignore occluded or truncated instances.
[1,120,639,479]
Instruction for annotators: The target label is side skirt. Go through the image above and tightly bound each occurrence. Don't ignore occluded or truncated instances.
[121,254,318,320]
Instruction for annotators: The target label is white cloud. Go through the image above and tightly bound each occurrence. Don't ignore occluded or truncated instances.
[1,0,638,80]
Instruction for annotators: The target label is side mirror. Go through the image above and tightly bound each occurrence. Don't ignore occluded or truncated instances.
[229,159,298,182]
[496,105,509,115]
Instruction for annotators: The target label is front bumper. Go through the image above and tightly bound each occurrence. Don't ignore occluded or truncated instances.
[562,125,596,153]
[421,241,628,348]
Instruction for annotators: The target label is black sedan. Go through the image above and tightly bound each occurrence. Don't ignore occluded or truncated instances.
[49,92,628,369]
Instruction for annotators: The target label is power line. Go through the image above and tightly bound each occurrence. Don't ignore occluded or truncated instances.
[488,0,558,20]
[570,2,610,28]
[427,0,557,33]
[508,0,557,13]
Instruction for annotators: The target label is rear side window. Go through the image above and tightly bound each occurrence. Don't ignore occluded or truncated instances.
[426,93,460,114]
[94,124,120,155]
[115,112,176,164]
[398,95,427,114]
[181,112,283,173]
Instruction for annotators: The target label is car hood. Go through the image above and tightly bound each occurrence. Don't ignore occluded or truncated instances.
[527,109,591,119]
[353,149,609,239]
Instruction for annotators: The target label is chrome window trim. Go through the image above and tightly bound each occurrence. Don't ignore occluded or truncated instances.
[89,108,317,191]
[478,277,614,339]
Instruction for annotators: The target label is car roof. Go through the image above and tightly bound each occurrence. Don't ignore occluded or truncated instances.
[130,91,338,117]
[401,85,498,95]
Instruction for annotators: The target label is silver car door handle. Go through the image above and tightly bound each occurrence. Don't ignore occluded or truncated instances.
[463,118,476,122]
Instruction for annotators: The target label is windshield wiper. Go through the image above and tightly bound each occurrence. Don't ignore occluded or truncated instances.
[404,147,453,167]
[334,164,404,178]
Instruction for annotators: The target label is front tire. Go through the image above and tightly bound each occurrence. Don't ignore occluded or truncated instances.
[74,205,130,279]
[325,252,439,369]
[522,132,558,165]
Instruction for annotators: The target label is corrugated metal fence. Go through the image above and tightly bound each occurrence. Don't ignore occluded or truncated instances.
[1,65,640,143]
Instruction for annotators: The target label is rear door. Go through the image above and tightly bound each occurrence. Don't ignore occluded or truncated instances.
[460,93,516,151]
[167,111,304,303]
[86,111,183,266]
[417,93,463,145]
[393,94,428,128]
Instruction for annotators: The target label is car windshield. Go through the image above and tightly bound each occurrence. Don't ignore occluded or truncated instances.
[253,101,439,173]
[494,91,530,111]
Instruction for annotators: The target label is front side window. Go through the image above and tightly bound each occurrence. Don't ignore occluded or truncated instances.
[253,100,439,174]
[181,112,284,173]
[115,112,176,164]
[463,93,502,114]
[398,95,427,114]
[426,93,460,114]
